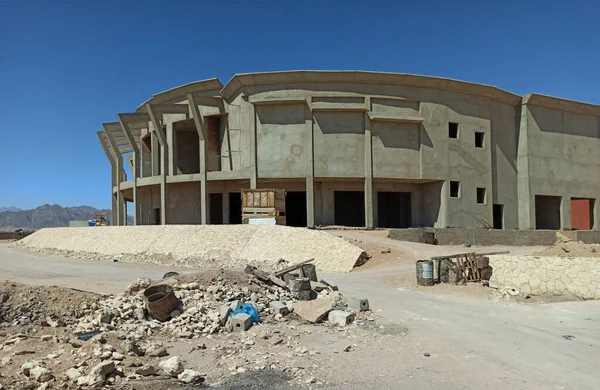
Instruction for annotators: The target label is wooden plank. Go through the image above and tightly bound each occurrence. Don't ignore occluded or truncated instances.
[273,258,315,277]
[430,250,510,261]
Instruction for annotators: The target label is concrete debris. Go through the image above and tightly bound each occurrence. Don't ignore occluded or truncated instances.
[269,301,290,315]
[328,310,355,326]
[231,313,253,332]
[30,366,53,382]
[159,356,184,377]
[348,298,370,312]
[293,299,333,323]
[126,277,151,295]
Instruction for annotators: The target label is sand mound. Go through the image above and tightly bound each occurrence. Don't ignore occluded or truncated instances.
[533,231,600,257]
[16,225,366,272]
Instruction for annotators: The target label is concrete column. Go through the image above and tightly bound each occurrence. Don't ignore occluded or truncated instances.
[249,102,258,189]
[160,144,168,225]
[561,196,572,230]
[364,106,374,229]
[200,136,208,224]
[223,191,230,224]
[132,158,139,225]
[167,122,176,176]
[439,180,450,228]
[151,132,160,176]
[306,104,315,228]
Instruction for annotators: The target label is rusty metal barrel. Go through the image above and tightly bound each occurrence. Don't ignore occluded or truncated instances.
[416,260,434,286]
[143,284,179,322]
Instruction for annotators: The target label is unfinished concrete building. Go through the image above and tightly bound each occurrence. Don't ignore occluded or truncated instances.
[97,71,600,230]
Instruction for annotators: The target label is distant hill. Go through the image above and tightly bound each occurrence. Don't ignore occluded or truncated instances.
[0,207,21,213]
[0,204,133,229]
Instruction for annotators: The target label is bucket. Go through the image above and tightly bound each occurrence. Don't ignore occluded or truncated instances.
[143,284,179,322]
[416,260,434,286]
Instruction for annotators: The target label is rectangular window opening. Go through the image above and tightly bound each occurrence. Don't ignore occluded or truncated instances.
[450,181,460,198]
[475,132,484,148]
[477,187,486,204]
[449,122,459,138]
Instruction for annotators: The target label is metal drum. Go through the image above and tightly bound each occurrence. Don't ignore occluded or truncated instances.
[416,260,434,286]
[143,284,179,322]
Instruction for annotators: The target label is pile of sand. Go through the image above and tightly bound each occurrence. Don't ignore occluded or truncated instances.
[533,231,600,258]
[16,225,366,273]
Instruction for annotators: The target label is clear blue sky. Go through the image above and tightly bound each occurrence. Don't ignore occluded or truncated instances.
[1,1,598,209]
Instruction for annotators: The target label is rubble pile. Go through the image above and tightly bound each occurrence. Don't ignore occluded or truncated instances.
[0,282,99,327]
[0,265,372,389]
[74,264,365,339]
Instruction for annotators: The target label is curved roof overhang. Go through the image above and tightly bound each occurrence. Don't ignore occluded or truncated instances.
[219,70,522,106]
[136,78,223,112]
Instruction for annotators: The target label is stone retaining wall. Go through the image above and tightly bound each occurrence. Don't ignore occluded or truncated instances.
[388,228,600,246]
[489,255,600,299]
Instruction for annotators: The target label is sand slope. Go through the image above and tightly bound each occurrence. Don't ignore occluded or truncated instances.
[17,225,366,273]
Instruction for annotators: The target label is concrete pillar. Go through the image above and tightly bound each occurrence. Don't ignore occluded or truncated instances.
[151,131,160,176]
[364,107,374,229]
[223,191,230,224]
[561,195,572,230]
[160,144,168,225]
[167,122,176,176]
[249,102,258,189]
[439,180,450,228]
[306,104,315,228]
[132,158,139,225]
[200,137,208,225]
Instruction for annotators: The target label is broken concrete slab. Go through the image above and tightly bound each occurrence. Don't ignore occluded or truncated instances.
[328,310,355,326]
[293,299,333,323]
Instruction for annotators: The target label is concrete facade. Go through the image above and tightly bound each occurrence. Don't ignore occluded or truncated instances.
[96,71,600,230]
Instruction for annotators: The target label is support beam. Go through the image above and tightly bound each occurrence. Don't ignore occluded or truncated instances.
[118,115,140,225]
[146,104,169,225]
[190,95,225,111]
[364,104,374,229]
[249,102,258,189]
[188,94,209,224]
[305,104,315,228]
[102,124,124,226]
[97,131,117,225]
[561,195,572,230]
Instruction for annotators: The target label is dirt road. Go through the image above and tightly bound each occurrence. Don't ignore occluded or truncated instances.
[1,241,599,389]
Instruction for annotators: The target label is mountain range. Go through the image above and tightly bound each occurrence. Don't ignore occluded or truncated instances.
[0,205,132,229]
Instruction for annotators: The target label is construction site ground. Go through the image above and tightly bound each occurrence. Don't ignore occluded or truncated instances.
[1,231,599,389]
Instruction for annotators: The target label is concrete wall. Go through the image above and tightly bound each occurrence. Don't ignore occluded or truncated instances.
[257,104,308,178]
[389,228,558,246]
[104,72,600,230]
[519,104,600,229]
[489,255,600,299]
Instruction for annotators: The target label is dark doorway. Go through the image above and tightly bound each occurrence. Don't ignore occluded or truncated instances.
[229,192,242,224]
[493,204,503,229]
[535,195,561,230]
[153,208,161,225]
[334,191,365,227]
[209,193,223,224]
[286,191,307,227]
[377,192,412,228]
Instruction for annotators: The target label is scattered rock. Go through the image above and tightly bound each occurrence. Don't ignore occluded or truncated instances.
[126,277,151,294]
[178,369,203,383]
[146,345,168,357]
[135,364,157,376]
[65,367,82,381]
[159,356,184,377]
[30,366,53,383]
